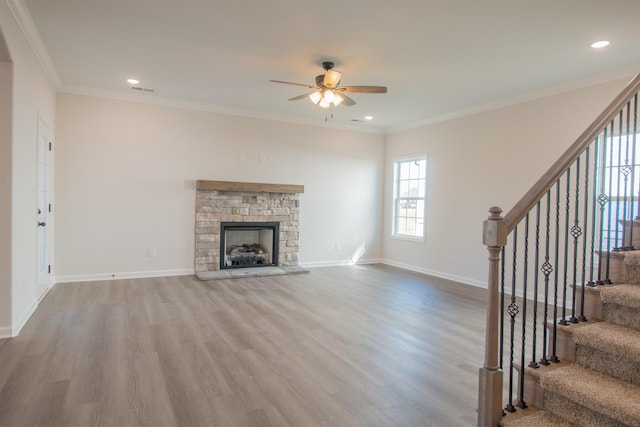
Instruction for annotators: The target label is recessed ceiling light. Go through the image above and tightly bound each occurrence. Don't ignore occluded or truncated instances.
[126,78,140,85]
[364,116,374,121]
[590,40,610,49]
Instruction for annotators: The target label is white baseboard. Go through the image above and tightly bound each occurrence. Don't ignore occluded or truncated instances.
[300,258,384,268]
[55,268,194,284]
[0,325,12,339]
[380,259,487,289]
[12,297,39,337]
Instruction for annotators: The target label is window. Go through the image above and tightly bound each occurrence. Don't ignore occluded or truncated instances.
[600,132,640,250]
[393,156,427,240]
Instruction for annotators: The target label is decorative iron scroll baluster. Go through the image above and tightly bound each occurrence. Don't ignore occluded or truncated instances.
[630,96,638,232]
[604,123,614,283]
[589,138,600,287]
[551,181,560,362]
[613,112,624,251]
[631,93,640,222]
[505,229,519,413]
[569,158,582,323]
[560,171,571,326]
[540,191,553,366]
[579,148,589,321]
[620,103,633,250]
[529,204,541,369]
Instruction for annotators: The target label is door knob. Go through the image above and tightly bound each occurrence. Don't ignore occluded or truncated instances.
[38,221,46,227]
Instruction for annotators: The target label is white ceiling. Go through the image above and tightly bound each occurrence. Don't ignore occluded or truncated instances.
[16,0,640,132]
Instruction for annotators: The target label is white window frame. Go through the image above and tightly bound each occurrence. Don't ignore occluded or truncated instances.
[392,155,427,242]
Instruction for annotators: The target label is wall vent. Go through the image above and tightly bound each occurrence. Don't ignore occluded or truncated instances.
[131,86,155,93]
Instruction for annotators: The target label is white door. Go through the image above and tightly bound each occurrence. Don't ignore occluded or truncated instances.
[37,118,51,298]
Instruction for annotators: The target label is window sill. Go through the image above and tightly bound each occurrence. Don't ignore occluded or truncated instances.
[391,234,425,243]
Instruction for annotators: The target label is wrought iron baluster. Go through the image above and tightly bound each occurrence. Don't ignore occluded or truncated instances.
[551,181,560,362]
[621,103,633,250]
[597,127,610,285]
[580,148,589,321]
[560,172,571,326]
[570,158,582,323]
[505,229,519,413]
[613,111,624,251]
[605,122,614,283]
[589,138,600,287]
[530,204,541,369]
[517,216,529,409]
[540,191,553,366]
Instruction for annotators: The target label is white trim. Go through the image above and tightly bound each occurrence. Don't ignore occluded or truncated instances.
[6,0,61,87]
[0,325,11,339]
[55,268,194,284]
[300,258,383,269]
[57,85,384,135]
[381,259,487,289]
[12,297,38,337]
[387,65,640,133]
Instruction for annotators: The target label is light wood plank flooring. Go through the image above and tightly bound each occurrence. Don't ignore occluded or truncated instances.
[0,264,487,426]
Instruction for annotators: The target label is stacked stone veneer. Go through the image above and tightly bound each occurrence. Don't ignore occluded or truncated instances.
[195,189,300,273]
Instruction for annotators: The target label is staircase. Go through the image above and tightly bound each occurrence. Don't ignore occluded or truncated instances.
[503,250,640,426]
[478,72,640,427]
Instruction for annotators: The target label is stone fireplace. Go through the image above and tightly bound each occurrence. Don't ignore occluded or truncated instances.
[194,180,304,279]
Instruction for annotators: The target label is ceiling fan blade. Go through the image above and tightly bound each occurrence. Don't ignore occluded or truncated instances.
[323,70,342,88]
[339,85,387,94]
[288,92,316,101]
[270,80,317,89]
[338,92,356,106]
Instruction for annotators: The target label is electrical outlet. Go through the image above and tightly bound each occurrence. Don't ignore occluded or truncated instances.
[335,242,341,251]
[148,247,157,257]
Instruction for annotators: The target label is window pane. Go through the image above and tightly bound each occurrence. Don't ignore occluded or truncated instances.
[400,162,410,180]
[393,157,427,238]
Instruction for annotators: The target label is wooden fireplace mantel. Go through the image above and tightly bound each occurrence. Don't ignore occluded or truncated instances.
[197,180,304,194]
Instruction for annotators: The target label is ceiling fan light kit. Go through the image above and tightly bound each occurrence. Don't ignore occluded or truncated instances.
[270,61,387,109]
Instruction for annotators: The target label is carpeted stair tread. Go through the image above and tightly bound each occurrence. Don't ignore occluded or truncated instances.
[572,321,640,364]
[502,410,575,426]
[600,284,640,308]
[540,364,640,426]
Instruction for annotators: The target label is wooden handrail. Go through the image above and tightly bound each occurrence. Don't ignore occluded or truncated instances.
[502,73,640,235]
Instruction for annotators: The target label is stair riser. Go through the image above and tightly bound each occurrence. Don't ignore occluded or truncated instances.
[598,252,626,284]
[574,287,604,321]
[543,390,628,426]
[576,345,640,386]
[604,303,640,331]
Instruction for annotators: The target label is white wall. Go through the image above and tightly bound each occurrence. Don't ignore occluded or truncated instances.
[54,93,384,280]
[0,34,12,337]
[0,1,56,337]
[383,77,632,287]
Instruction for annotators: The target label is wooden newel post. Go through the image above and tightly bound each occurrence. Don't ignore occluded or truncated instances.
[478,207,506,427]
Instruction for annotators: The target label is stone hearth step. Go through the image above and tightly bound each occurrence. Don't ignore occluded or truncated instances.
[195,266,310,281]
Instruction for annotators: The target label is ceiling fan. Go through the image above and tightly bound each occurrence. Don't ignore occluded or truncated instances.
[270,61,387,108]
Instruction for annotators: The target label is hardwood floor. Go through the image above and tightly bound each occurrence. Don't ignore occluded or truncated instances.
[0,265,487,427]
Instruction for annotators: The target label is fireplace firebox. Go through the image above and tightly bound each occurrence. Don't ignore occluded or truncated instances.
[220,222,279,269]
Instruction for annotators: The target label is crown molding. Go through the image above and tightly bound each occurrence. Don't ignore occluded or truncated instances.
[388,64,640,134]
[6,0,61,87]
[57,84,385,134]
